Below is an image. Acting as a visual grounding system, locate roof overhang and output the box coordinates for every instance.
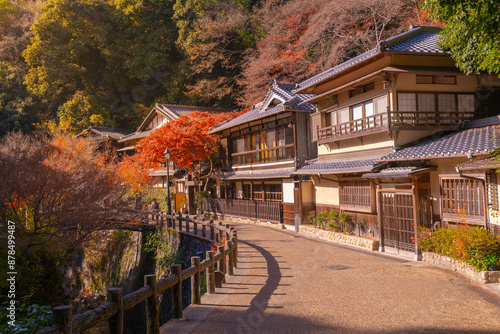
[363,166,436,179]
[456,157,500,171]
[219,168,295,180]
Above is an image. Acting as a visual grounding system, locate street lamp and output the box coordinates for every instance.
[164,148,172,215]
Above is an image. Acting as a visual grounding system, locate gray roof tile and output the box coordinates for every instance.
[220,167,295,180]
[210,81,315,133]
[293,158,376,175]
[378,124,500,161]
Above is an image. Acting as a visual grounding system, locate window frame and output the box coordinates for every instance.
[339,178,375,213]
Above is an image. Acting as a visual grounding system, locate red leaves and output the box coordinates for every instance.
[134,110,243,177]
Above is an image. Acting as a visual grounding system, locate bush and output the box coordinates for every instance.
[417,226,500,271]
[307,210,316,226]
[339,213,352,233]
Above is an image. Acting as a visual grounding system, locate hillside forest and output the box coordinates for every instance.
[0,0,435,136]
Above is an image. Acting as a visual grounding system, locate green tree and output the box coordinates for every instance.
[425,0,500,75]
[23,0,187,133]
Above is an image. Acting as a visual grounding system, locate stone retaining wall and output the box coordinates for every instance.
[299,225,379,251]
[422,252,500,284]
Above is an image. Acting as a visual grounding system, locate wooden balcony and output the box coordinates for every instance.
[318,111,475,143]
[318,114,388,144]
[203,198,283,223]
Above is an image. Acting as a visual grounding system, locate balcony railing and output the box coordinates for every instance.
[390,111,475,128]
[231,144,294,165]
[203,198,283,223]
[318,111,475,142]
[318,114,388,143]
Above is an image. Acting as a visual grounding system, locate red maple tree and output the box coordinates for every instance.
[132,110,243,187]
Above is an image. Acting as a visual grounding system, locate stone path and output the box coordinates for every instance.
[162,222,500,333]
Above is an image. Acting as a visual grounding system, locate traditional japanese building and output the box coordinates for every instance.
[291,25,500,257]
[205,80,317,225]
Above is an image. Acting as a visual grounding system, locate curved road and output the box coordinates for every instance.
[164,222,500,333]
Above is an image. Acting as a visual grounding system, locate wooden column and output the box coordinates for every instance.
[206,250,215,294]
[191,256,201,304]
[227,240,234,276]
[53,306,72,334]
[377,184,384,252]
[412,176,421,261]
[178,213,183,232]
[145,275,160,334]
[217,245,226,274]
[210,220,215,240]
[171,264,183,319]
[225,224,230,241]
[232,235,238,268]
[107,288,123,334]
[218,222,224,242]
[202,224,206,238]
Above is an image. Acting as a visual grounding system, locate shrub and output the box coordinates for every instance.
[339,213,352,233]
[328,210,339,231]
[417,226,500,271]
[0,295,52,333]
[307,210,316,226]
[316,211,329,229]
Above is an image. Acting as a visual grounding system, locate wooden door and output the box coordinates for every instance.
[382,192,415,252]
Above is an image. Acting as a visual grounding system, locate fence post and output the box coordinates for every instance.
[186,217,190,233]
[160,213,164,229]
[210,220,215,241]
[171,264,183,319]
[202,223,206,238]
[217,245,226,274]
[231,235,238,268]
[53,305,72,334]
[225,224,230,241]
[193,220,198,235]
[107,288,123,334]
[227,240,234,276]
[206,250,215,294]
[178,213,183,232]
[191,256,201,304]
[144,274,160,334]
[218,222,223,241]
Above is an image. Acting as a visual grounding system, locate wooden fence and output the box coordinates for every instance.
[203,198,283,223]
[37,212,238,334]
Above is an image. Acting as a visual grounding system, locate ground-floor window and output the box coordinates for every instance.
[339,178,373,212]
[440,175,485,223]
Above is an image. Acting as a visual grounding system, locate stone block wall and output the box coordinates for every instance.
[299,225,379,251]
[422,252,500,284]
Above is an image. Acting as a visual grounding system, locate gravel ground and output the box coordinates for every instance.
[163,222,500,334]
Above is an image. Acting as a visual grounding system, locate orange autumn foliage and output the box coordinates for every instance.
[134,110,243,179]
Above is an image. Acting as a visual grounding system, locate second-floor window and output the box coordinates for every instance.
[397,92,475,113]
[231,122,294,165]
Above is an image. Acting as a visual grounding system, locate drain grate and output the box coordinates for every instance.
[323,265,350,271]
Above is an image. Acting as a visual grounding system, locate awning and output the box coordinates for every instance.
[293,158,376,175]
[220,167,295,180]
[363,166,435,179]
[116,145,136,152]
[456,157,500,171]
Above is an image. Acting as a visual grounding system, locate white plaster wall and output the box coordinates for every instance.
[283,180,294,204]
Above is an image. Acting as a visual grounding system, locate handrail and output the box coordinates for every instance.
[318,113,388,140]
[37,212,238,334]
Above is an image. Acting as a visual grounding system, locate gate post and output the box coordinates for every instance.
[412,176,422,261]
[377,185,384,252]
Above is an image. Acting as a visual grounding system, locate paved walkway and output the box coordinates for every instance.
[162,222,500,333]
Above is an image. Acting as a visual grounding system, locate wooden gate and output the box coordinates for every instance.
[381,192,415,252]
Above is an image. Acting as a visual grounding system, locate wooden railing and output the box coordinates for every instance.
[37,213,238,334]
[203,198,283,223]
[389,110,475,128]
[318,114,388,142]
[317,110,475,142]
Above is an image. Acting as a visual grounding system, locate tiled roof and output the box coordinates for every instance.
[378,123,500,162]
[363,166,434,179]
[293,158,376,175]
[156,104,231,117]
[210,81,315,133]
[296,26,444,92]
[220,167,295,180]
[117,130,152,143]
[457,157,500,171]
[83,126,133,140]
